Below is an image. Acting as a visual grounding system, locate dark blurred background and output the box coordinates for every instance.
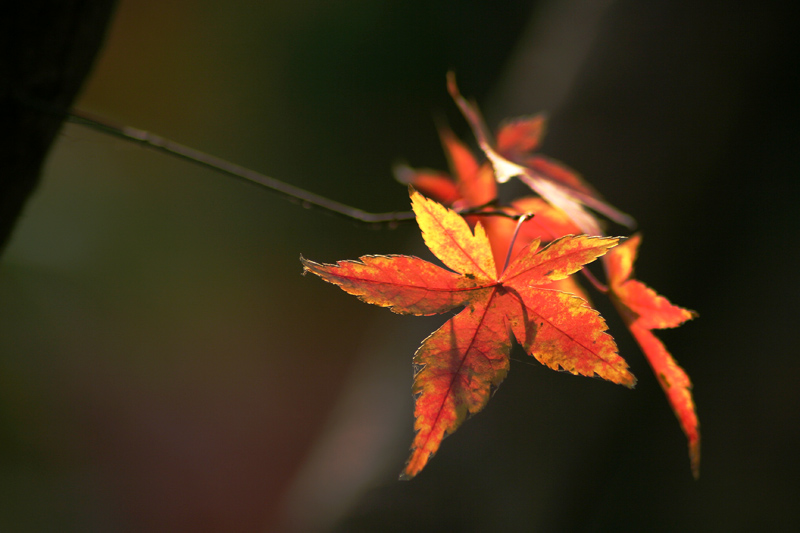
[1,0,798,530]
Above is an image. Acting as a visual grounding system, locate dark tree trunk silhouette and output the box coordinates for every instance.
[0,1,116,253]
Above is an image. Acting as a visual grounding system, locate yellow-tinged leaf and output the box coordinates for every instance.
[411,188,496,280]
[502,235,619,285]
[304,187,631,479]
[508,289,635,387]
[300,254,485,315]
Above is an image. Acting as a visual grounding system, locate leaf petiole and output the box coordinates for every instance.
[501,212,535,274]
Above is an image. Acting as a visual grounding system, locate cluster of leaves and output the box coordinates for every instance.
[301,74,698,480]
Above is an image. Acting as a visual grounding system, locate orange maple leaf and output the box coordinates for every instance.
[302,190,633,479]
[606,234,700,478]
[394,75,699,478]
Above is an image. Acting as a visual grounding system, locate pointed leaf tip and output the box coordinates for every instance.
[410,189,497,279]
[618,292,700,480]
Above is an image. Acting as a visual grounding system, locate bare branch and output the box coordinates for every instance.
[68,110,532,228]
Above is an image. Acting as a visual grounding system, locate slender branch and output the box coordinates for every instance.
[67,109,531,228]
[67,109,416,227]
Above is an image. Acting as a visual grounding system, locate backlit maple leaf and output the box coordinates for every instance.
[302,190,633,479]
[392,75,699,479]
[606,234,700,478]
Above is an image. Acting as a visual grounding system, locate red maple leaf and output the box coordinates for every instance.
[606,234,700,478]
[445,71,635,235]
[302,190,633,479]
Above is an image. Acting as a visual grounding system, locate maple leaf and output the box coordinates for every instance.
[606,234,700,478]
[393,76,700,479]
[445,71,635,235]
[396,120,587,272]
[301,190,634,479]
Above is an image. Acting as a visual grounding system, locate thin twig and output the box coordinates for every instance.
[67,109,531,228]
[67,109,416,226]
